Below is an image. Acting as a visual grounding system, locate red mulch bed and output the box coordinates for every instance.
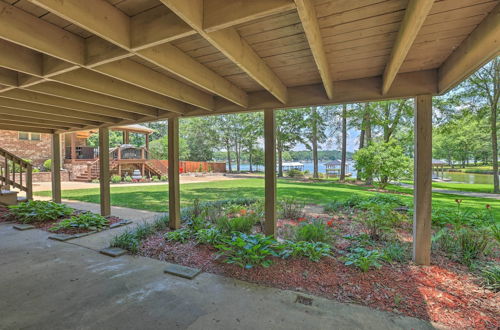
[138,210,499,329]
[0,205,122,234]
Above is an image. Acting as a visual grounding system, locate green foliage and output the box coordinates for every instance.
[215,215,256,234]
[151,175,160,182]
[9,200,73,223]
[353,140,412,188]
[279,197,305,219]
[362,204,404,240]
[287,169,304,178]
[160,175,168,182]
[111,175,122,184]
[165,228,191,243]
[381,241,410,263]
[294,220,332,243]
[480,263,500,292]
[433,227,491,266]
[110,230,140,253]
[43,159,52,171]
[124,176,133,183]
[280,241,331,262]
[196,228,223,245]
[215,233,279,269]
[343,247,383,272]
[110,215,169,253]
[50,212,109,231]
[91,179,99,183]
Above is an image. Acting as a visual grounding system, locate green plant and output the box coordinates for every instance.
[124,176,133,182]
[324,200,345,213]
[110,230,139,253]
[215,233,279,269]
[343,247,383,272]
[32,168,40,173]
[186,215,209,232]
[196,228,223,245]
[9,200,73,223]
[110,216,169,253]
[165,228,191,243]
[287,169,304,178]
[381,241,410,263]
[294,219,332,243]
[280,241,331,262]
[480,263,500,292]
[91,179,100,183]
[50,212,109,231]
[491,224,500,244]
[151,175,160,182]
[43,159,52,171]
[216,215,256,234]
[111,175,122,184]
[160,175,168,182]
[279,197,305,219]
[457,227,491,266]
[362,204,401,240]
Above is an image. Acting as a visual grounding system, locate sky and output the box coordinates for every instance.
[293,128,360,152]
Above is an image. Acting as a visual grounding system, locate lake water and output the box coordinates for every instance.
[228,161,357,176]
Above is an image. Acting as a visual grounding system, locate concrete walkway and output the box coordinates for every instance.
[0,200,435,330]
[399,183,499,200]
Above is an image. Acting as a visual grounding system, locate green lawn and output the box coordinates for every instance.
[400,181,497,194]
[35,178,499,216]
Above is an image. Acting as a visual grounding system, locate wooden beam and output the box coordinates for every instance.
[138,44,248,108]
[99,127,111,217]
[264,109,277,236]
[0,39,41,76]
[204,0,296,32]
[0,68,17,87]
[382,0,434,95]
[0,124,54,133]
[160,0,288,104]
[0,2,84,65]
[295,0,333,99]
[28,82,159,116]
[168,118,181,230]
[0,97,114,124]
[94,59,215,111]
[1,119,70,130]
[438,4,500,93]
[0,106,102,126]
[413,95,432,266]
[1,115,81,129]
[0,89,140,120]
[51,133,62,203]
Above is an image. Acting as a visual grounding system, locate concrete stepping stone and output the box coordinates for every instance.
[100,247,127,257]
[109,220,133,229]
[164,263,201,280]
[49,234,74,241]
[13,224,35,231]
[72,231,96,238]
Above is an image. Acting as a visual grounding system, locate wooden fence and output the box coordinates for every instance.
[146,160,226,174]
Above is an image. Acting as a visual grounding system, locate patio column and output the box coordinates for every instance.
[264,109,277,236]
[51,133,61,203]
[99,127,111,217]
[168,118,180,229]
[145,133,149,158]
[413,95,432,265]
[70,133,76,161]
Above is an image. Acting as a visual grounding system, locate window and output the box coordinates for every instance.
[19,132,42,141]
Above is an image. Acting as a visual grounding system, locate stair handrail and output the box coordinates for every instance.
[0,147,33,200]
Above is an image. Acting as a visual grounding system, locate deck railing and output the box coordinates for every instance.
[0,147,33,200]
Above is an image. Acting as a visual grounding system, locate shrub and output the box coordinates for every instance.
[362,204,402,240]
[480,263,500,292]
[196,228,223,245]
[279,197,305,219]
[343,247,383,272]
[32,168,40,173]
[91,179,99,183]
[160,175,168,182]
[124,176,133,182]
[151,175,160,182]
[165,228,191,243]
[381,241,410,263]
[43,159,52,171]
[287,169,304,178]
[9,200,73,223]
[433,227,491,266]
[216,215,256,234]
[111,175,122,184]
[280,241,331,262]
[215,233,279,269]
[294,219,332,243]
[50,212,109,231]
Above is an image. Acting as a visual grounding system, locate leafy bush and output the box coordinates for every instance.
[215,233,279,269]
[111,175,122,183]
[287,169,304,178]
[9,200,73,223]
[196,228,223,245]
[91,179,99,183]
[279,197,305,219]
[343,247,383,272]
[216,215,256,234]
[362,204,404,240]
[151,175,160,182]
[294,219,332,243]
[280,241,331,262]
[433,227,491,266]
[50,212,109,231]
[165,228,191,243]
[43,159,52,171]
[381,241,410,263]
[160,175,168,182]
[124,176,133,183]
[480,263,500,292]
[362,194,406,208]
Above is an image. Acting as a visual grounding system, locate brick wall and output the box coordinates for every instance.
[0,130,64,167]
[18,171,70,183]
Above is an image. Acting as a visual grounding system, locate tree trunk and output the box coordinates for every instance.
[249,148,253,172]
[492,104,499,193]
[235,141,241,173]
[278,143,283,177]
[226,141,232,172]
[340,104,347,181]
[365,111,373,185]
[312,108,319,178]
[357,112,366,181]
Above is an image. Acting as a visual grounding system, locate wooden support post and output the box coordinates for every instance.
[70,133,77,161]
[99,127,111,217]
[124,131,130,144]
[4,155,10,190]
[168,118,180,229]
[413,95,433,265]
[264,109,277,236]
[51,133,62,203]
[26,163,32,200]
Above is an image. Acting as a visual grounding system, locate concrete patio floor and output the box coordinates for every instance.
[0,223,435,330]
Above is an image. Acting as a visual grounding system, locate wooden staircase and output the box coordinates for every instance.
[0,147,33,206]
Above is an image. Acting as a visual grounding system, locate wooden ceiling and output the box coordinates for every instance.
[0,0,498,133]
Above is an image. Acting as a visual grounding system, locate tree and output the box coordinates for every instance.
[148,135,188,160]
[181,117,218,161]
[240,112,263,172]
[353,140,412,189]
[276,109,307,177]
[340,104,347,181]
